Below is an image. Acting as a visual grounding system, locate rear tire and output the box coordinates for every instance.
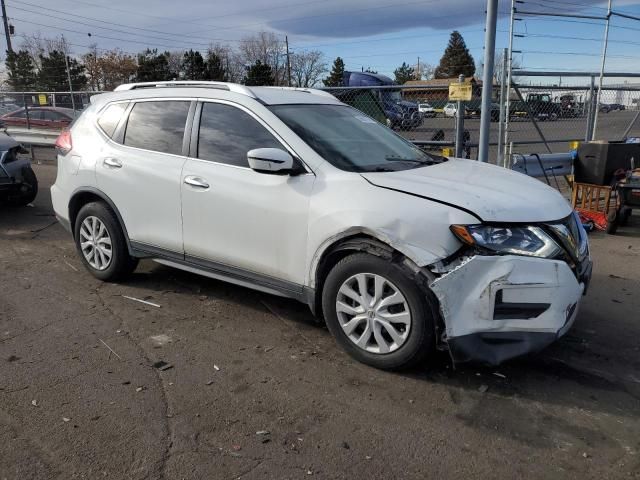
[322,253,435,370]
[74,202,138,281]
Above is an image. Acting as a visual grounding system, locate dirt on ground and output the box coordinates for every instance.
[1,164,640,480]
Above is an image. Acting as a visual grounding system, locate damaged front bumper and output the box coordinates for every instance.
[430,254,591,366]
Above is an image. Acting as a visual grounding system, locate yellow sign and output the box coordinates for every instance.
[449,83,472,101]
[569,141,580,150]
[38,94,47,105]
[442,147,453,157]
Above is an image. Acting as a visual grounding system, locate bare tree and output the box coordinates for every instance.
[165,51,183,80]
[239,31,286,85]
[484,50,520,85]
[81,45,137,90]
[413,62,435,80]
[208,43,244,83]
[290,50,327,87]
[20,33,70,69]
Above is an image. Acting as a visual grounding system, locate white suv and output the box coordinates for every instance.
[51,81,592,370]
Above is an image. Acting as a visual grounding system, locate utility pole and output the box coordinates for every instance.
[497,48,508,167]
[61,35,76,114]
[503,0,516,165]
[455,74,465,158]
[1,0,13,54]
[417,56,420,80]
[285,35,291,87]
[478,0,498,163]
[593,0,612,139]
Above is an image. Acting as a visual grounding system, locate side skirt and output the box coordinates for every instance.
[130,241,314,307]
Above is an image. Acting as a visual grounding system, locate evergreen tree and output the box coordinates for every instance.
[323,56,344,86]
[434,31,476,79]
[182,50,207,80]
[5,50,37,90]
[205,51,227,81]
[244,61,273,86]
[37,51,87,91]
[136,49,171,81]
[393,62,415,84]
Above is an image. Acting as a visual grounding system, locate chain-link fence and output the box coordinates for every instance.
[322,79,640,163]
[0,90,103,128]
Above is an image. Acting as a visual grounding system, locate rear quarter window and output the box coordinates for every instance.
[123,101,190,155]
[97,102,128,138]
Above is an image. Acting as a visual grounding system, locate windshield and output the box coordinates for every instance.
[269,104,442,173]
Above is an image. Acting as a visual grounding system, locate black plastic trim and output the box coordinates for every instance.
[130,241,311,305]
[448,331,558,366]
[493,289,550,320]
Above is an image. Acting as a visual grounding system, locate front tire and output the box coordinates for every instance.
[322,253,435,370]
[74,202,138,281]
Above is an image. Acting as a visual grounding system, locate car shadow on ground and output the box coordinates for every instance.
[117,258,640,426]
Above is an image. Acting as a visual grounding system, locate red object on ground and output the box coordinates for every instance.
[577,209,608,230]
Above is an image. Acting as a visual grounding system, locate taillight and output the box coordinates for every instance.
[55,130,72,155]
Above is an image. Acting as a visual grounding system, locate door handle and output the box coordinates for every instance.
[103,157,122,168]
[184,176,210,189]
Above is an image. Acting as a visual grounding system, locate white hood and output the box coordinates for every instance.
[361,158,572,223]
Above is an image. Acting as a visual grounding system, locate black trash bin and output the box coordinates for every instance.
[575,141,639,185]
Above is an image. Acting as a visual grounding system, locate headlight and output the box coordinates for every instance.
[450,224,562,258]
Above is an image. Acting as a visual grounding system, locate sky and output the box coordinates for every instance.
[5,0,640,84]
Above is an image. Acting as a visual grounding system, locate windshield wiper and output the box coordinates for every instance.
[384,156,434,165]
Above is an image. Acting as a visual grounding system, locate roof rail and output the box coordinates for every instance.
[261,86,336,99]
[113,81,256,97]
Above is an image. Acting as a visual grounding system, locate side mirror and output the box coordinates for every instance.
[247,148,294,174]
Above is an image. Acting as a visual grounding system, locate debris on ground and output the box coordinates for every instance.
[206,380,214,385]
[122,295,161,308]
[256,430,270,435]
[62,417,70,422]
[213,364,220,371]
[478,384,489,393]
[341,441,350,449]
[31,400,38,407]
[136,387,144,392]
[152,360,173,371]
[492,372,507,379]
[99,339,122,360]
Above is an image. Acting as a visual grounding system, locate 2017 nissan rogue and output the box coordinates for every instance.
[51,81,592,370]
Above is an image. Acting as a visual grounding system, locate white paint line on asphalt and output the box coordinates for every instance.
[123,295,161,308]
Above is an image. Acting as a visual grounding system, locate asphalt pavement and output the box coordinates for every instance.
[1,165,640,479]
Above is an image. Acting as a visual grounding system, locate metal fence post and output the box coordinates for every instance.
[455,74,465,158]
[478,0,498,163]
[497,48,508,167]
[23,93,31,130]
[585,76,595,141]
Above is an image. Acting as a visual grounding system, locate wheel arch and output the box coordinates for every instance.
[68,187,133,254]
[309,229,439,321]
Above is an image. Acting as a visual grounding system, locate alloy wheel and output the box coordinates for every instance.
[79,216,113,271]
[336,273,411,354]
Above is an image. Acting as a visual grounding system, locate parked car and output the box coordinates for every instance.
[418,102,436,118]
[443,102,458,117]
[0,106,75,129]
[52,81,592,370]
[0,133,38,206]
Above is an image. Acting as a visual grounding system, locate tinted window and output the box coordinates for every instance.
[10,109,28,118]
[197,103,281,167]
[124,101,190,155]
[98,103,128,138]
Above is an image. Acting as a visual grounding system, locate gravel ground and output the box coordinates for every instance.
[1,164,640,480]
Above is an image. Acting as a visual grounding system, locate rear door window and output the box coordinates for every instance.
[97,103,128,138]
[123,101,190,155]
